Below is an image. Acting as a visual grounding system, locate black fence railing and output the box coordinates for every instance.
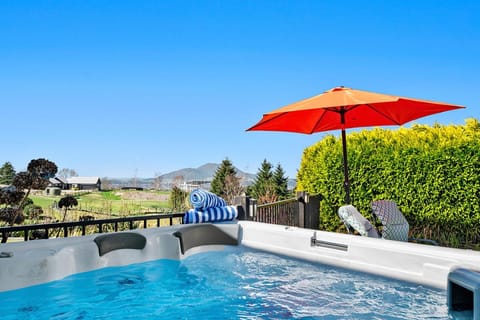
[235,192,322,230]
[1,193,322,243]
[0,213,185,242]
[255,198,299,226]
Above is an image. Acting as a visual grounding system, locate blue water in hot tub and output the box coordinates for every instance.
[0,246,456,319]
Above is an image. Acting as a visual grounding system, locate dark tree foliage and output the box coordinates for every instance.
[273,163,290,200]
[2,158,58,238]
[59,195,78,222]
[0,186,25,226]
[12,159,57,192]
[0,188,25,206]
[0,208,24,224]
[59,195,78,209]
[0,162,16,185]
[27,158,58,180]
[12,172,35,190]
[210,158,238,200]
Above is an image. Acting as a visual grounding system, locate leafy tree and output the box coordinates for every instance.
[273,163,290,200]
[210,158,240,201]
[248,159,276,204]
[0,162,16,185]
[58,195,78,222]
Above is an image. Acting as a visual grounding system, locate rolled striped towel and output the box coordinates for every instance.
[189,188,227,210]
[183,205,238,224]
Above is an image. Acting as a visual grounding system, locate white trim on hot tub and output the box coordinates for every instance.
[238,221,480,289]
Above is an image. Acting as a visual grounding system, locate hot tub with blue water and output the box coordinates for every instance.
[0,221,479,319]
[0,246,449,319]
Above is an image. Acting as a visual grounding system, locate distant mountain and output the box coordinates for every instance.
[106,163,295,189]
[159,162,256,185]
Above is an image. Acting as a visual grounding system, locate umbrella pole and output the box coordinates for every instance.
[340,108,351,204]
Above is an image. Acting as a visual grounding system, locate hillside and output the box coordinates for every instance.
[107,163,296,189]
[159,163,255,183]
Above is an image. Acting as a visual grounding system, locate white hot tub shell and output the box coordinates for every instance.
[1,221,480,292]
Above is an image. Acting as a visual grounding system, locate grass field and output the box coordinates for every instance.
[28,189,172,222]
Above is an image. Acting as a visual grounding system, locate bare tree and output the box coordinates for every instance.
[101,177,113,190]
[173,175,184,189]
[130,168,138,188]
[257,182,278,204]
[151,172,163,190]
[57,168,78,179]
[223,174,244,204]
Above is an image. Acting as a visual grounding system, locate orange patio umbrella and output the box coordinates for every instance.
[247,86,465,204]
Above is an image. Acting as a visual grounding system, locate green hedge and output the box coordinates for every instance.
[296,118,480,248]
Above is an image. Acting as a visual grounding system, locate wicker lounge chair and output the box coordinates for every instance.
[338,201,437,245]
[371,200,437,245]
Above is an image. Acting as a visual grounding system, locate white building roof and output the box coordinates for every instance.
[50,177,67,184]
[66,177,100,184]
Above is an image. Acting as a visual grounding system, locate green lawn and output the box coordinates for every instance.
[29,190,171,220]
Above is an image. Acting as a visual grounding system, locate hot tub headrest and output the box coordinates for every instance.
[94,232,147,256]
[173,224,238,254]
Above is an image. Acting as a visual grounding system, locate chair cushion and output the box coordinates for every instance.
[338,205,380,238]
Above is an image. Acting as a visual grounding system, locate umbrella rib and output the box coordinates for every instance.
[365,103,402,125]
[325,105,360,127]
[309,109,329,133]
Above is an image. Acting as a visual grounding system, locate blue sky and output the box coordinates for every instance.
[1,0,478,179]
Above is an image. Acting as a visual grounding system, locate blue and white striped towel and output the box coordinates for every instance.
[183,206,238,224]
[189,188,227,210]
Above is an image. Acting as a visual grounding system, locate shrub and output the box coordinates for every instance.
[297,119,480,247]
[170,187,189,212]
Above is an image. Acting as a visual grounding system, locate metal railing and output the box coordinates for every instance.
[241,192,321,229]
[0,213,185,242]
[254,198,299,226]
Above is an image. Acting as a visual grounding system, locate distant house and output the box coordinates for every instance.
[49,177,68,189]
[179,181,200,192]
[66,177,102,191]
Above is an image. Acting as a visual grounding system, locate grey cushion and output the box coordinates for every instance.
[173,224,238,254]
[94,232,147,256]
[338,205,380,238]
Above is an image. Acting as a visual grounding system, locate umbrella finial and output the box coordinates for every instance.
[328,86,347,92]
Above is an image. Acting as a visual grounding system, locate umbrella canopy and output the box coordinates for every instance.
[247,86,465,204]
